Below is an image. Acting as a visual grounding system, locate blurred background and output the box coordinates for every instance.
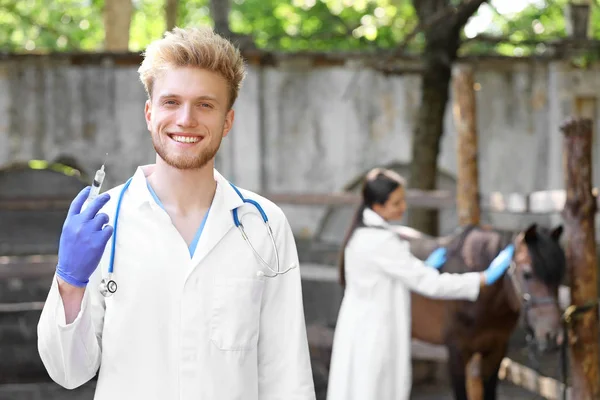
[1,0,600,398]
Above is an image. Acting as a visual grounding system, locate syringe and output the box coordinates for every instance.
[88,155,107,201]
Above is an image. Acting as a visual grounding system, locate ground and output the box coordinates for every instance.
[412,382,547,399]
[0,380,548,400]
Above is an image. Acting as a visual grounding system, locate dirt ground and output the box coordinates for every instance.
[412,382,547,399]
[0,380,550,400]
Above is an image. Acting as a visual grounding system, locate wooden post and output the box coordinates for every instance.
[165,0,179,31]
[452,64,481,226]
[103,0,134,51]
[566,0,591,39]
[452,64,483,400]
[561,117,600,400]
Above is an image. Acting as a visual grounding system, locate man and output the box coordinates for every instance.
[37,27,316,400]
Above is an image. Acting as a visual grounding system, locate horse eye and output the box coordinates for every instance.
[523,271,533,280]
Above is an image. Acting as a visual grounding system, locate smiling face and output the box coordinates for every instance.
[144,66,234,170]
[372,186,407,222]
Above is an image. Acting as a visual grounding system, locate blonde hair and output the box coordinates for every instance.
[138,26,247,109]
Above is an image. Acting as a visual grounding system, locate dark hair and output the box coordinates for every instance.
[525,226,566,285]
[338,169,406,287]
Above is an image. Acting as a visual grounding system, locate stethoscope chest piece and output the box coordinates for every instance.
[99,276,118,297]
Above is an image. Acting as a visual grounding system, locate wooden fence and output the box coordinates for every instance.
[0,187,584,213]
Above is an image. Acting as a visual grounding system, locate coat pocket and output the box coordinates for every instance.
[210,277,265,351]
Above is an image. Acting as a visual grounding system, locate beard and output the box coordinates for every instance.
[151,130,223,170]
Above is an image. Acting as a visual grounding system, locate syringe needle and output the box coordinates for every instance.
[88,158,107,202]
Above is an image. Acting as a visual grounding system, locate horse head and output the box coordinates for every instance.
[505,223,566,353]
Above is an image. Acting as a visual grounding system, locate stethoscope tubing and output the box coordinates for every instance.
[99,178,294,297]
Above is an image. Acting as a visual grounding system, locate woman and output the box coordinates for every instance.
[326,168,512,400]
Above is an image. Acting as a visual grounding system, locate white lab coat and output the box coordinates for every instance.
[37,165,316,400]
[326,208,481,400]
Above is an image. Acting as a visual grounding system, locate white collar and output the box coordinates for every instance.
[362,207,390,228]
[125,164,244,211]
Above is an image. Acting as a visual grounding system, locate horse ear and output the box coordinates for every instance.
[524,223,538,242]
[550,225,564,241]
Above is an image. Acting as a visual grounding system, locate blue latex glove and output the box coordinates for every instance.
[424,247,447,269]
[483,244,515,285]
[56,187,113,287]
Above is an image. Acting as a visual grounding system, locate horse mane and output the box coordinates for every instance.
[526,226,566,285]
[443,224,566,285]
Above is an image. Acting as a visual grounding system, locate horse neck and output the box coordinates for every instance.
[485,272,521,317]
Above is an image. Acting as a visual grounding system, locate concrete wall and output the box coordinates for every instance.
[1,54,600,239]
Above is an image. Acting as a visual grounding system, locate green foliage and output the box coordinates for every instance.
[498,0,568,40]
[0,0,419,53]
[226,0,418,51]
[471,0,568,56]
[1,0,599,55]
[130,0,171,51]
[0,0,175,52]
[461,0,600,57]
[0,0,104,52]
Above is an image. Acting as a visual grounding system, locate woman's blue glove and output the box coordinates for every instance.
[482,244,515,285]
[56,187,113,288]
[424,247,446,269]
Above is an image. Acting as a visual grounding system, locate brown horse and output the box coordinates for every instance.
[394,223,566,400]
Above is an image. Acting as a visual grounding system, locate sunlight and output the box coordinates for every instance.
[494,0,538,14]
[464,0,544,38]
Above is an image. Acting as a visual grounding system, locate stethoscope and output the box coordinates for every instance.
[99,177,297,297]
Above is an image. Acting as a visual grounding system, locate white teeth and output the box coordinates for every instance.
[171,135,200,143]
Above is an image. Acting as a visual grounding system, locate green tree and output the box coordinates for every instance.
[405,0,490,235]
[225,0,419,51]
[4,1,595,55]
[0,0,104,52]
[0,0,423,53]
[0,0,172,52]
[461,0,600,56]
